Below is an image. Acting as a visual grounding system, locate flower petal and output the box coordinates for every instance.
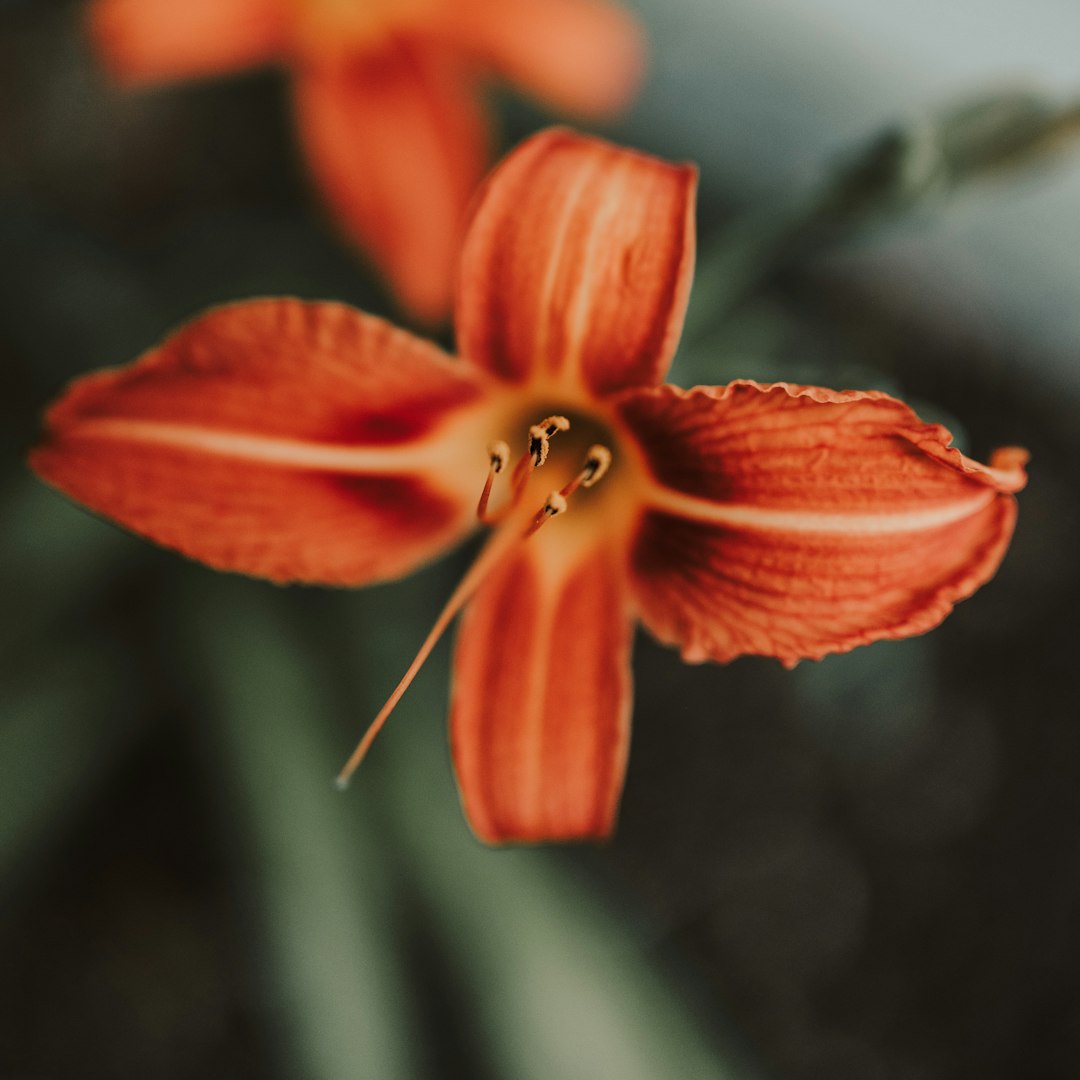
[456,128,696,396]
[450,527,634,843]
[88,0,287,85]
[447,0,645,117]
[293,44,489,323]
[30,300,497,586]
[617,381,1028,666]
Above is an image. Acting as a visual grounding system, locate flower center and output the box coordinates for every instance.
[335,410,619,790]
[289,0,440,54]
[479,403,632,527]
[476,413,613,530]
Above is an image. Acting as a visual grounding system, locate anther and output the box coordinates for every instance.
[530,415,570,462]
[526,415,569,468]
[488,440,510,473]
[524,490,568,537]
[557,443,614,501]
[541,415,571,438]
[514,414,569,498]
[476,440,511,522]
[527,426,551,468]
[579,445,612,488]
[543,491,568,516]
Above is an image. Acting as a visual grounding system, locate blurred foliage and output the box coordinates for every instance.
[181,578,420,1080]
[686,89,1080,340]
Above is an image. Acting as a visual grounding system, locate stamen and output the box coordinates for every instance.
[522,445,613,537]
[511,414,569,500]
[476,440,510,522]
[524,490,568,537]
[528,428,551,469]
[337,440,614,789]
[559,444,613,499]
[580,445,612,487]
[526,414,571,469]
[478,414,571,524]
[488,440,510,473]
[570,444,613,494]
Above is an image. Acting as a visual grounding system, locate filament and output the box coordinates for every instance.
[476,440,510,522]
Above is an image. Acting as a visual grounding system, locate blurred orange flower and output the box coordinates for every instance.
[87,0,645,321]
[31,130,1027,844]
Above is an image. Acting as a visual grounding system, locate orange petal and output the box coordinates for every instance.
[450,527,634,843]
[30,300,497,586]
[293,44,489,324]
[456,128,696,396]
[447,0,645,117]
[88,0,287,85]
[617,381,1028,666]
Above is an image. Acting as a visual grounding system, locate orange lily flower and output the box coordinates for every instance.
[30,130,1028,844]
[87,0,644,322]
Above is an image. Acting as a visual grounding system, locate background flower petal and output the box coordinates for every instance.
[456,128,696,396]
[447,0,645,118]
[88,0,287,85]
[618,381,1028,665]
[450,529,633,843]
[293,43,489,324]
[31,299,495,586]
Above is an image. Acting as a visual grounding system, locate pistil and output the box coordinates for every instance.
[336,424,613,790]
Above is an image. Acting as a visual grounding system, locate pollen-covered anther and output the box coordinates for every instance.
[527,414,570,468]
[579,444,612,488]
[477,440,512,521]
[524,490,568,537]
[543,491,568,516]
[558,443,613,500]
[507,413,570,504]
[487,440,510,473]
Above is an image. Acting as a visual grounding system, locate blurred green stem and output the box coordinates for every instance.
[687,89,1080,339]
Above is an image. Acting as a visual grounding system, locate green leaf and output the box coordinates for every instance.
[0,647,136,900]
[176,576,420,1080]
[0,476,136,655]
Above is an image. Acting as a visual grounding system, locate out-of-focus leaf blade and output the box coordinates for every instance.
[176,576,419,1080]
[0,476,136,653]
[0,647,135,900]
